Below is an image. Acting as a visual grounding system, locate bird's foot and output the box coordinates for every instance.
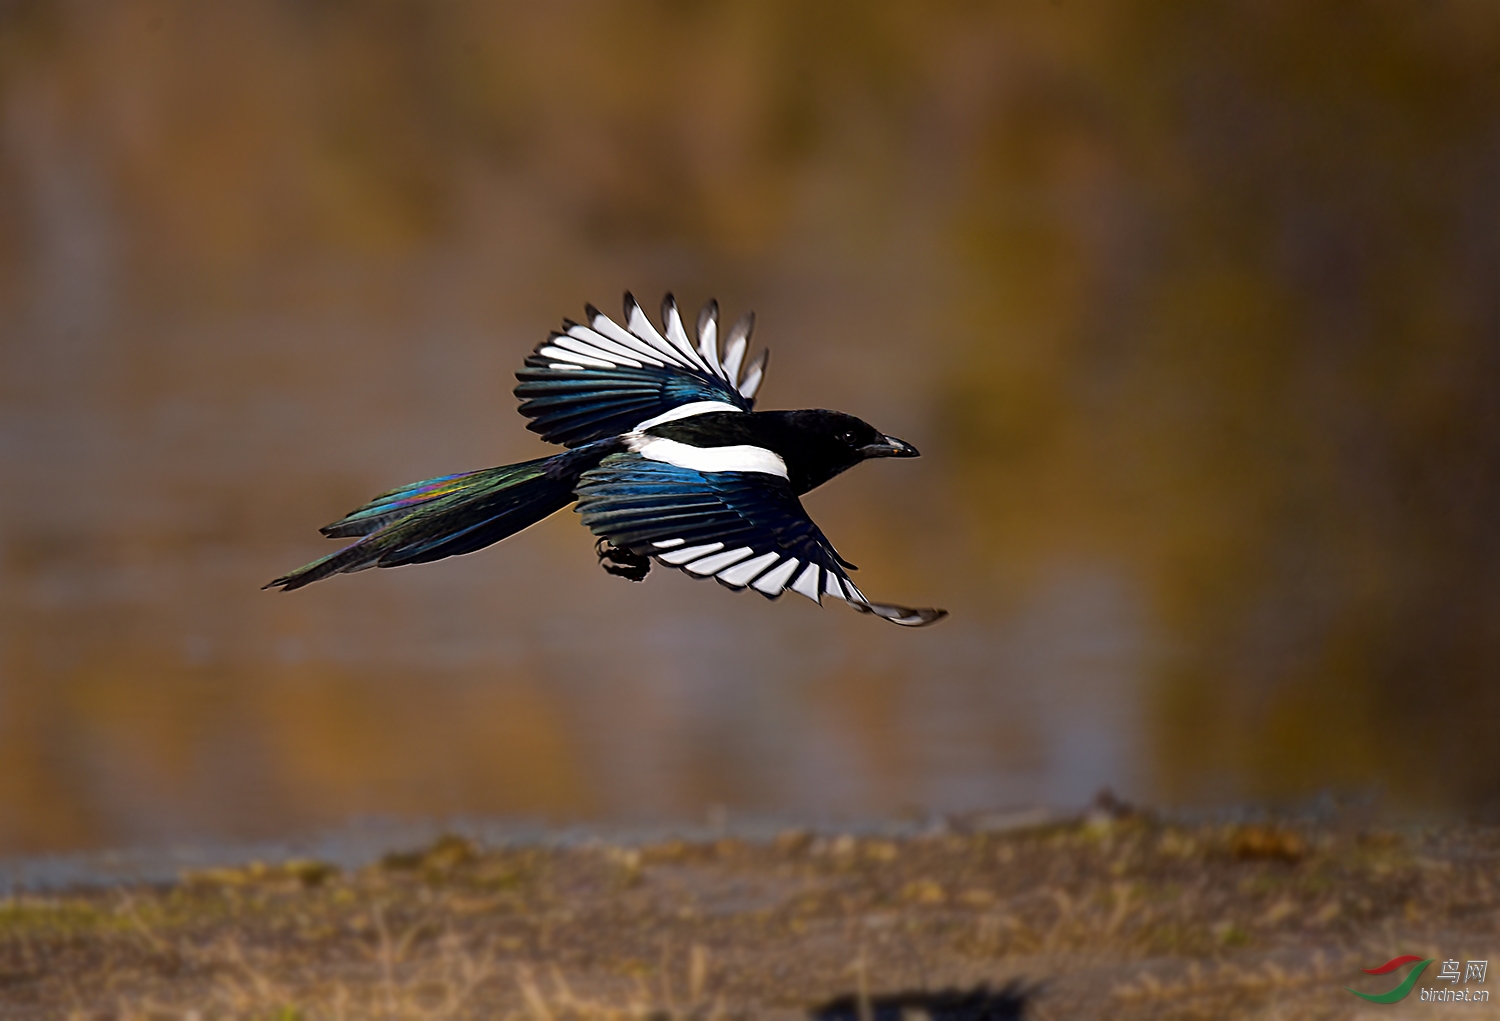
[595,538,651,582]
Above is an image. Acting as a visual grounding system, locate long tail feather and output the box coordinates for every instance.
[318,470,496,539]
[267,450,596,592]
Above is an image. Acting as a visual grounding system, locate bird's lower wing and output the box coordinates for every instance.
[574,453,946,627]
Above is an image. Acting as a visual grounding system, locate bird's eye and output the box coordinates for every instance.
[838,430,858,444]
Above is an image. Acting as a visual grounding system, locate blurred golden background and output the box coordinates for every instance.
[1,0,1497,855]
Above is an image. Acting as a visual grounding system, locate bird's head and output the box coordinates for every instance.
[773,410,919,492]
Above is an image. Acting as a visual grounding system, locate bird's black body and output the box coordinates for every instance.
[268,293,946,626]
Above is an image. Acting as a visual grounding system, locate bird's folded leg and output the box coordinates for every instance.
[595,538,651,582]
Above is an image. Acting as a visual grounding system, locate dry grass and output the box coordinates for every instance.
[1,815,1495,1019]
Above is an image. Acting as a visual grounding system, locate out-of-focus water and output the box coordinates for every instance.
[0,273,1153,849]
[2,1,1497,857]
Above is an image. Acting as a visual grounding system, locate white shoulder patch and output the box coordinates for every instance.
[627,435,789,479]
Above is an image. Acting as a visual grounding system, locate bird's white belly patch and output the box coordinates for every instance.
[627,435,789,478]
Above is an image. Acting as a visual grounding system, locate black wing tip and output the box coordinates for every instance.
[854,600,949,627]
[727,309,755,342]
[889,606,948,627]
[583,302,603,322]
[622,291,641,318]
[696,299,719,337]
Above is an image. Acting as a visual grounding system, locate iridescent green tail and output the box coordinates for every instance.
[267,447,600,591]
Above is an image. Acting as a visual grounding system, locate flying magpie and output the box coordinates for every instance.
[267,293,947,626]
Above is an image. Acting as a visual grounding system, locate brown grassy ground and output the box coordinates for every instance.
[0,811,1496,1020]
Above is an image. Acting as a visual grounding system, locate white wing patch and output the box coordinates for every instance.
[632,400,745,431]
[538,293,768,403]
[645,538,945,625]
[539,346,613,369]
[550,332,644,368]
[824,571,848,601]
[649,543,804,598]
[716,550,781,586]
[660,297,712,374]
[722,311,750,384]
[791,562,823,603]
[683,546,755,575]
[657,542,724,565]
[751,558,801,594]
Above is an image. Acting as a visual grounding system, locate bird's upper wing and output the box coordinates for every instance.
[574,453,946,627]
[514,293,768,448]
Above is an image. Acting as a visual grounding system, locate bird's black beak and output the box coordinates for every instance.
[859,435,920,458]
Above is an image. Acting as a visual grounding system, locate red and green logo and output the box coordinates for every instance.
[1346,956,1433,1004]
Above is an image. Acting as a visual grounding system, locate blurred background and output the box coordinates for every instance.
[1,0,1497,856]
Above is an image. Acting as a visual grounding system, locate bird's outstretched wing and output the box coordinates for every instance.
[574,453,946,627]
[514,293,768,448]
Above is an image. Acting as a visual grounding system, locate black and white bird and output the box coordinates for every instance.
[267,293,947,626]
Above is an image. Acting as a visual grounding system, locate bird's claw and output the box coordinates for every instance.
[595,538,651,582]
